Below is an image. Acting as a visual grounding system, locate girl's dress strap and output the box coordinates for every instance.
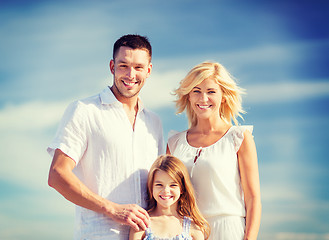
[182,216,191,235]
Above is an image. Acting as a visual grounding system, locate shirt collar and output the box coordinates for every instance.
[100,86,145,113]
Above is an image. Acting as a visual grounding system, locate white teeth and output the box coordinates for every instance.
[198,105,210,109]
[123,81,136,86]
[160,196,172,200]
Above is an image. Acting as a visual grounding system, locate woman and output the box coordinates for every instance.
[167,62,261,240]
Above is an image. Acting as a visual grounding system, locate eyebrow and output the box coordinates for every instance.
[154,180,178,184]
[116,60,146,67]
[192,86,218,90]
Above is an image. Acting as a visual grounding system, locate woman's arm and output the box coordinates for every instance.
[238,130,262,240]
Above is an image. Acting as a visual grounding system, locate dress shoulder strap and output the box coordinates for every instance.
[143,228,154,240]
[182,216,191,235]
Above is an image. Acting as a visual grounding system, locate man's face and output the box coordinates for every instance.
[110,46,152,100]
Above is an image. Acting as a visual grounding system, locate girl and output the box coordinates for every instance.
[129,155,210,240]
[167,62,261,240]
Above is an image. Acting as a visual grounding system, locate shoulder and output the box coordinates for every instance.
[230,125,253,136]
[168,130,187,140]
[66,93,101,113]
[143,108,162,124]
[229,125,254,152]
[167,130,187,152]
[129,227,146,240]
[189,221,204,240]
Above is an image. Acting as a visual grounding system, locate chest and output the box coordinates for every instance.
[187,131,227,148]
[174,136,239,178]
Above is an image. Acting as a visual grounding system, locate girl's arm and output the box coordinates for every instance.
[129,227,145,240]
[190,223,206,240]
[238,130,262,240]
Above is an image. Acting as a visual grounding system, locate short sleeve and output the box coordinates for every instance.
[232,125,253,152]
[47,101,88,164]
[167,130,180,154]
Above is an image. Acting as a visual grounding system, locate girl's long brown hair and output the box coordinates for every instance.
[146,155,210,239]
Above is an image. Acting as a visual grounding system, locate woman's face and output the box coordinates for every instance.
[188,78,224,120]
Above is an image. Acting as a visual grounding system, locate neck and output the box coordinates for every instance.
[110,86,139,109]
[153,205,179,217]
[194,116,228,134]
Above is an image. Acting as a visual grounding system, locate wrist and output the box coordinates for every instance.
[99,199,116,217]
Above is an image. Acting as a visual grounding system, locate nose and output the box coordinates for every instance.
[200,93,208,102]
[163,185,170,193]
[126,67,136,79]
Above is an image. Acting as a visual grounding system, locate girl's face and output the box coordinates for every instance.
[152,170,181,210]
[188,78,224,120]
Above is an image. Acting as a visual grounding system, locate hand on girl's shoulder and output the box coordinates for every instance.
[190,222,205,240]
[129,227,146,240]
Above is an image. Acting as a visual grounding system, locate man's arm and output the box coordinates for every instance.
[48,149,150,231]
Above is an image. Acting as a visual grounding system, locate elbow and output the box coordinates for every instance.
[245,195,262,211]
[48,168,56,188]
[48,167,62,190]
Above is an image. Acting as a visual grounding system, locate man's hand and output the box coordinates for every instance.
[107,203,150,231]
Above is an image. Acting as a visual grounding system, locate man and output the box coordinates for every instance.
[47,34,164,239]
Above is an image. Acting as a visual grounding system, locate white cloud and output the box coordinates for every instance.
[0,101,68,132]
[245,80,329,104]
[140,69,187,109]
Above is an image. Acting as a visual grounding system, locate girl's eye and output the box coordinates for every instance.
[208,91,216,94]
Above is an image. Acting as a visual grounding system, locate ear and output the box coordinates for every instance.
[109,60,115,75]
[221,96,226,103]
[146,62,152,78]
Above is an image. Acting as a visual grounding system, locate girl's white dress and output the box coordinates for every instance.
[168,126,253,240]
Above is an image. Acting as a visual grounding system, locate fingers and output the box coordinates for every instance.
[132,208,149,230]
[113,204,150,231]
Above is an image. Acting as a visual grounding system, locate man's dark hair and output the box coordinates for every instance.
[113,34,152,61]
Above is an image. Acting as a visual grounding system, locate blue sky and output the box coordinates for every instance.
[0,0,329,239]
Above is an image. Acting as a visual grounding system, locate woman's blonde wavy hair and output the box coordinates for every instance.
[175,61,245,127]
[146,155,210,239]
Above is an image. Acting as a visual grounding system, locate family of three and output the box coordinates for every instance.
[47,34,261,240]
